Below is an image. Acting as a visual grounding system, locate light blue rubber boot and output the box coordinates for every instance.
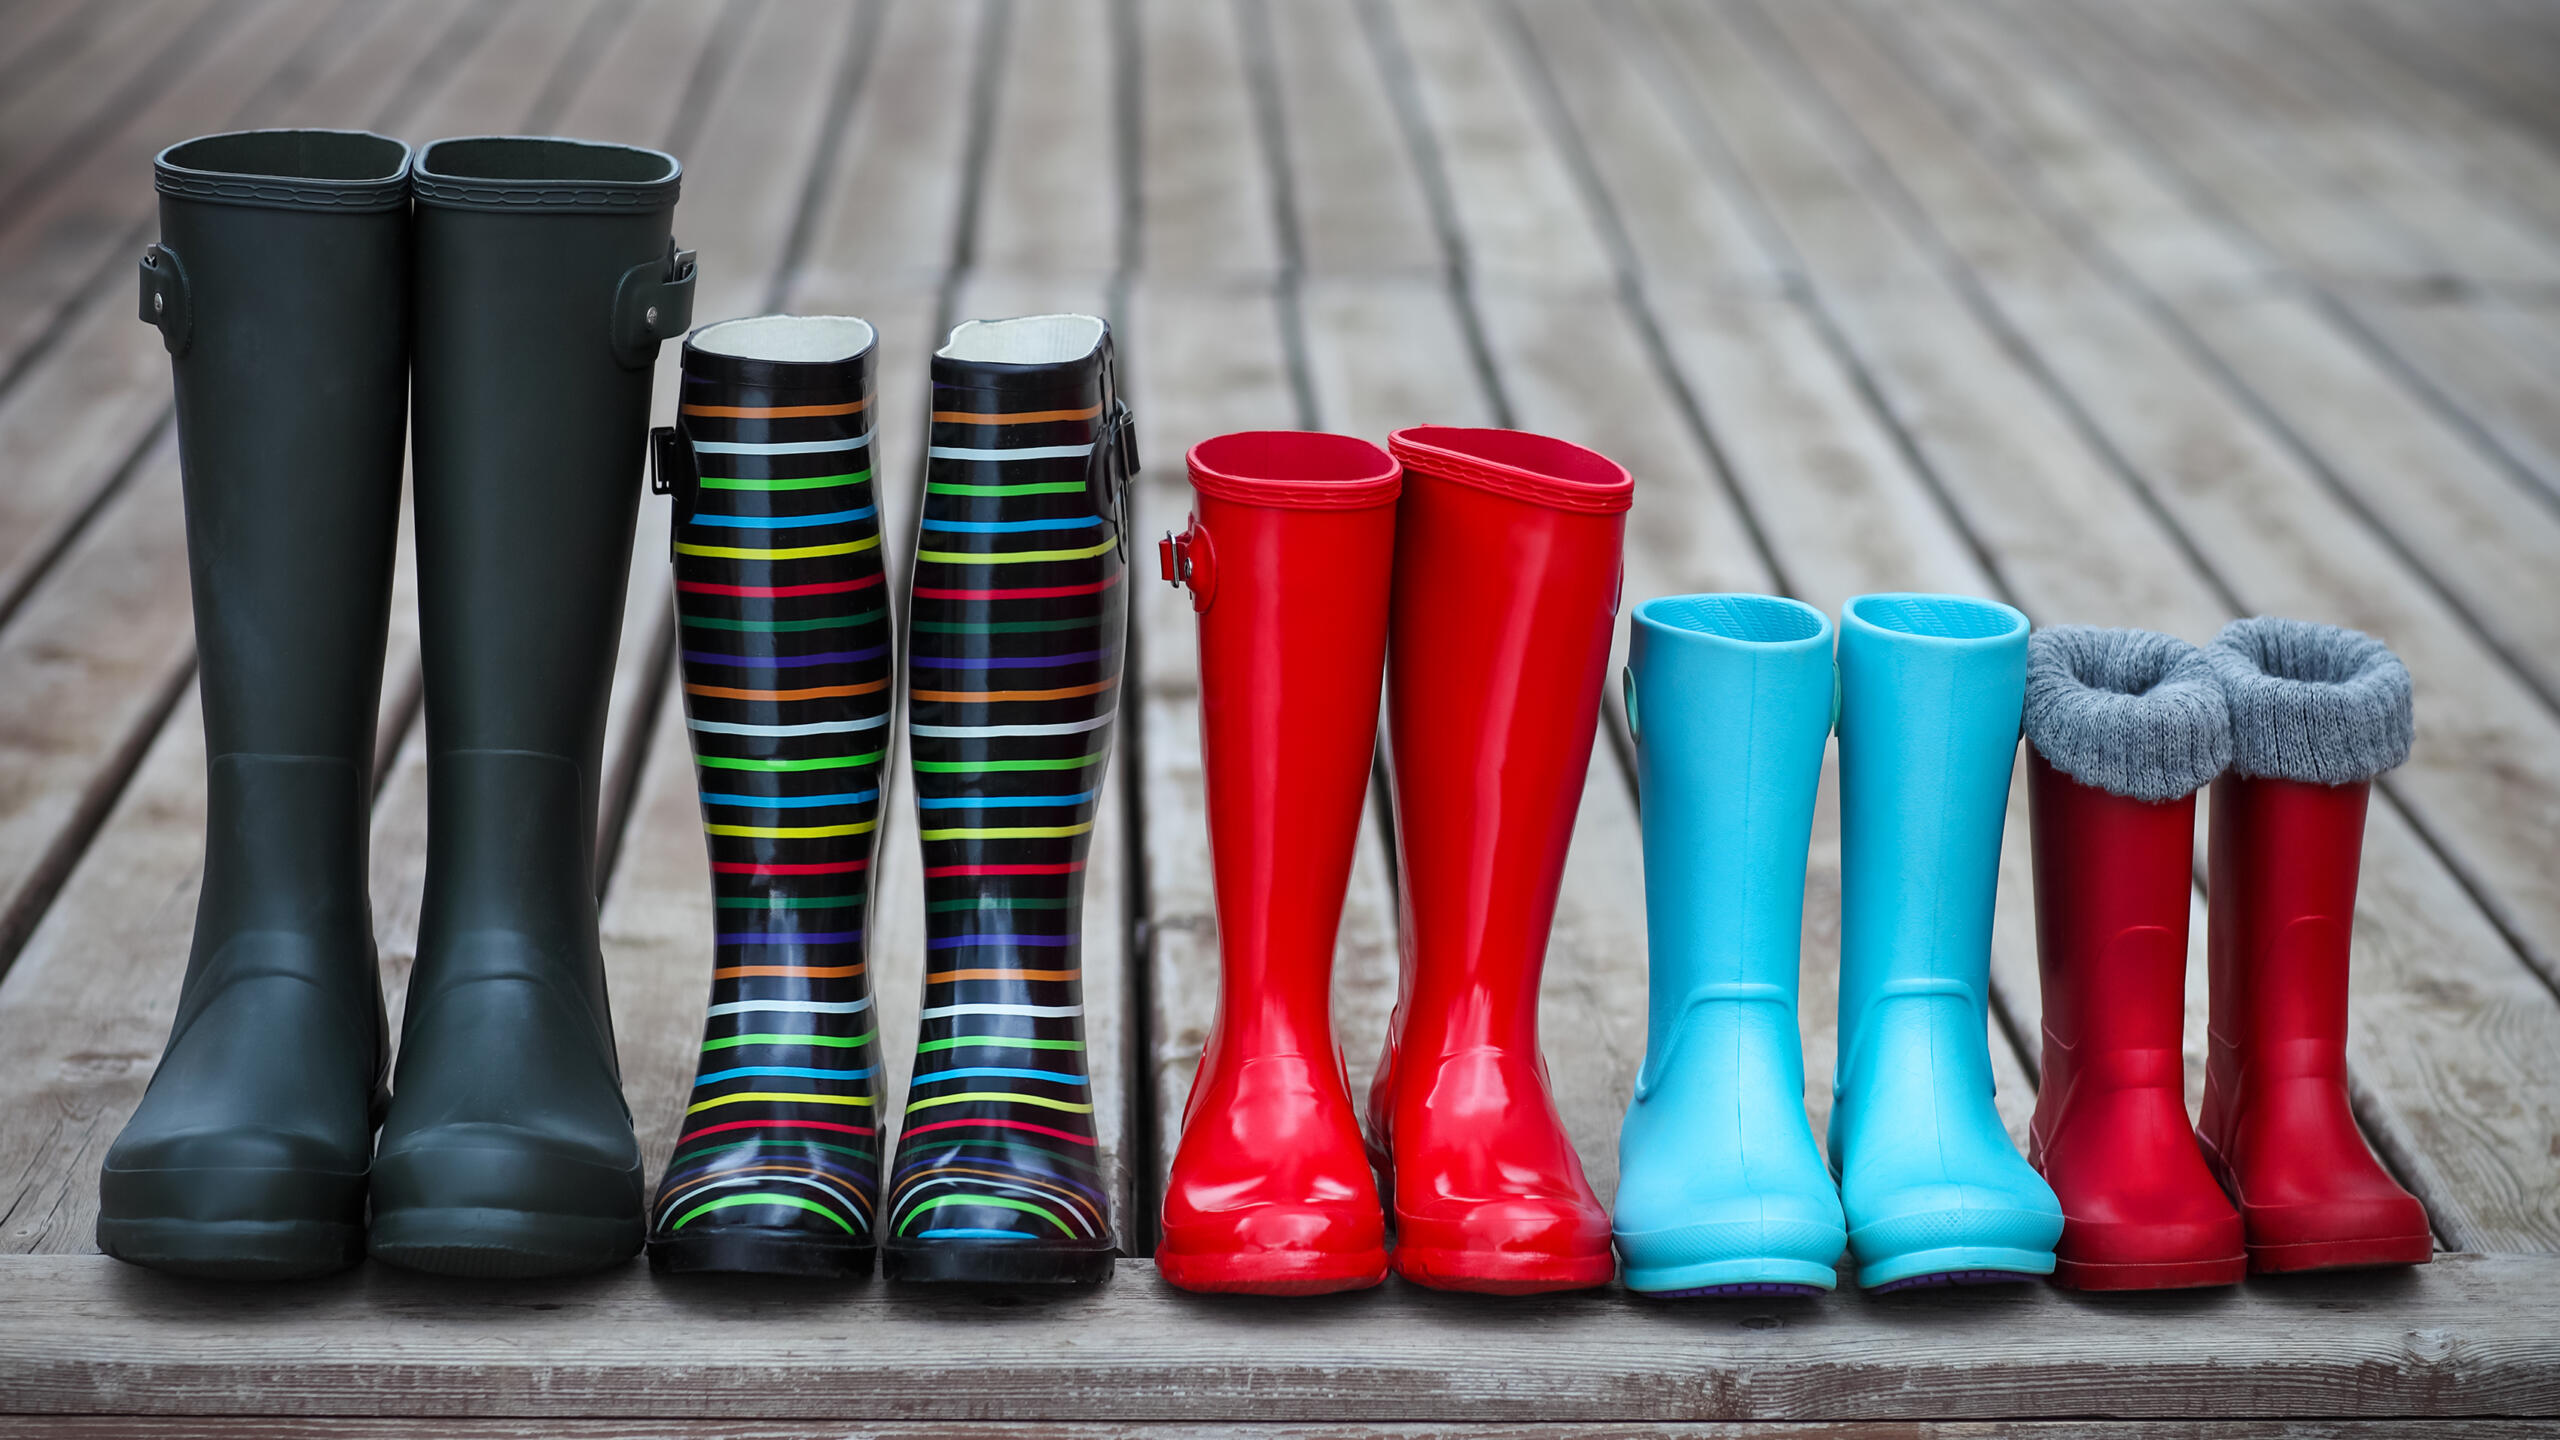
[1832,594,2062,1292]
[1614,595,1848,1297]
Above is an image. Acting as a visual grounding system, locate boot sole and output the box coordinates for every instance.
[881,1240,1114,1285]
[1622,1256,1837,1297]
[2052,1252,2247,1290]
[2246,1234,2433,1274]
[96,1217,364,1281]
[649,1226,874,1279]
[1156,1246,1388,1296]
[369,1207,642,1278]
[1390,1244,1615,1295]
[1857,1245,2054,1292]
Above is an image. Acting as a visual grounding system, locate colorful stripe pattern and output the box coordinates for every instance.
[887,326,1133,1259]
[648,327,888,1263]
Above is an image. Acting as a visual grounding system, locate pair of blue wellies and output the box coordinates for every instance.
[1613,592,2063,1296]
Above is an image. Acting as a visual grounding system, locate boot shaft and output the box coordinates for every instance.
[410,136,692,772]
[1172,431,1399,1060]
[1833,592,2029,1074]
[152,131,413,770]
[2206,774,2367,1082]
[1382,427,1628,1057]
[1625,594,1832,1061]
[2026,755,2198,1115]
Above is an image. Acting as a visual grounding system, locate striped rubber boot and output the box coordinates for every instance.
[882,314,1135,1285]
[645,316,891,1277]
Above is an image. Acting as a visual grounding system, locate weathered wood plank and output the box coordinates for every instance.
[0,0,231,221]
[3,1252,2559,1419]
[789,0,990,303]
[2336,291,2560,514]
[2137,0,2560,291]
[1265,0,1439,278]
[10,1422,2555,1439]
[1385,0,1612,295]
[974,0,1120,283]
[1135,0,1276,282]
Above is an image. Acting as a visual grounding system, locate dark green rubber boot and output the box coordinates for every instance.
[370,137,694,1279]
[98,131,414,1281]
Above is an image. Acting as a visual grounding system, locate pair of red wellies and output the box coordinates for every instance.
[1153,427,1629,1295]
[2025,620,2433,1288]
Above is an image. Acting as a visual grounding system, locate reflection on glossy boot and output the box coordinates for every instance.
[1156,432,1398,1296]
[646,317,890,1279]
[1369,427,1626,1296]
[882,315,1135,1286]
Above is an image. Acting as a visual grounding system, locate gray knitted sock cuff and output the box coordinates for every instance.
[2205,616,2413,785]
[2024,625,2232,802]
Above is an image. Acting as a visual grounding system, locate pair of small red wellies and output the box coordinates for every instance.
[1153,427,1630,1295]
[2024,619,2433,1290]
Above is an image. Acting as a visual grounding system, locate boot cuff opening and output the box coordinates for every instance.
[155,130,411,212]
[2206,616,2413,784]
[1842,593,2027,646]
[1386,427,1631,515]
[413,136,680,214]
[2025,626,2230,801]
[939,314,1107,366]
[1187,431,1398,510]
[1636,594,1829,650]
[692,315,875,364]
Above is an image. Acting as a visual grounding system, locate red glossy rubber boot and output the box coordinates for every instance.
[2023,627,2244,1291]
[1155,432,1400,1296]
[2199,618,2432,1274]
[1368,427,1626,1295]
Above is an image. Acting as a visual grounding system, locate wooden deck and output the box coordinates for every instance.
[2,0,2559,1430]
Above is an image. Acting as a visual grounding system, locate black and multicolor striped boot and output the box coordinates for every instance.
[645,316,891,1278]
[882,314,1136,1285]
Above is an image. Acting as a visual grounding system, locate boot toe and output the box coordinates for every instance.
[369,1124,644,1277]
[1157,1203,1389,1295]
[1391,1196,1615,1293]
[2237,1194,2433,1271]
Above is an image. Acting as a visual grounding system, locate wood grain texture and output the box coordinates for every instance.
[2,1253,2558,1420]
[10,1414,2549,1424]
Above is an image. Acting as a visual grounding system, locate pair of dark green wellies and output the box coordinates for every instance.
[99,129,695,1280]
[645,313,1134,1285]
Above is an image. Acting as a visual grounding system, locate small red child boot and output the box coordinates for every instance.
[1368,427,1627,1295]
[2199,617,2432,1274]
[1155,432,1400,1295]
[2024,626,2245,1291]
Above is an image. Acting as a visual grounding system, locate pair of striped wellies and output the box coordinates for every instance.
[647,313,1134,1283]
